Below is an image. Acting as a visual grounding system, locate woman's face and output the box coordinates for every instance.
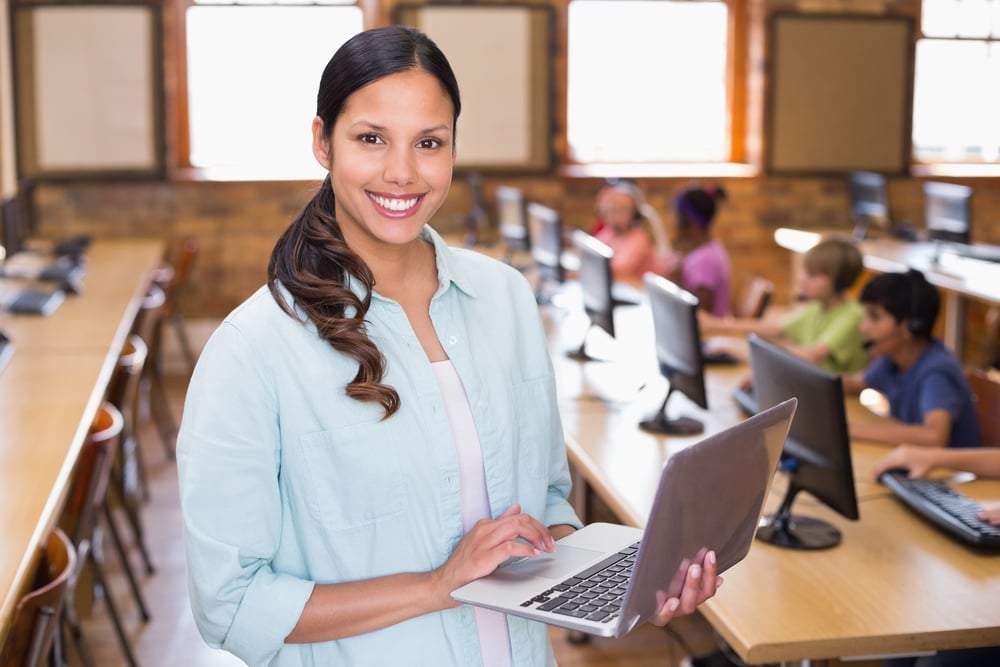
[312,68,456,251]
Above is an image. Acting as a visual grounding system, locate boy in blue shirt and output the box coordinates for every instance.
[843,269,981,448]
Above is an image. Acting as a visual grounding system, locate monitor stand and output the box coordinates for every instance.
[638,387,703,435]
[0,330,14,375]
[756,478,842,550]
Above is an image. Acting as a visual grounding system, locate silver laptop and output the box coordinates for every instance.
[451,398,796,638]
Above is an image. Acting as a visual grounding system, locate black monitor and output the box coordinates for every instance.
[568,230,615,361]
[924,181,972,245]
[748,334,859,550]
[495,185,530,263]
[526,201,566,303]
[1,196,26,258]
[639,273,707,436]
[848,171,889,240]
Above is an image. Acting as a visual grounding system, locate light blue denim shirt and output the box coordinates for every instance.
[177,226,582,666]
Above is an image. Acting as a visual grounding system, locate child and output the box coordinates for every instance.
[700,237,869,374]
[669,183,731,317]
[842,269,982,449]
[591,180,672,283]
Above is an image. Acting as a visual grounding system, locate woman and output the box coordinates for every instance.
[177,25,719,666]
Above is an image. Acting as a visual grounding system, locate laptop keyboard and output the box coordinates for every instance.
[519,542,639,624]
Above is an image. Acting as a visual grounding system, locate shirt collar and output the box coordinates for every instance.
[420,225,478,300]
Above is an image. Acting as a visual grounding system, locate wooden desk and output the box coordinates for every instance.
[0,239,163,646]
[541,289,1000,665]
[774,228,1000,358]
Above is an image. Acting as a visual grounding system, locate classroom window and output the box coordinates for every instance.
[184,1,363,178]
[913,0,1000,163]
[567,0,730,163]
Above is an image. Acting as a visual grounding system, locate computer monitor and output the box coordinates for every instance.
[568,230,616,361]
[495,185,530,262]
[924,181,972,245]
[526,201,566,304]
[639,273,708,436]
[1,196,26,258]
[847,171,889,240]
[748,334,859,550]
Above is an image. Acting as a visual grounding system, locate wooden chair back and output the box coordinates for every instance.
[966,367,1000,447]
[0,529,76,667]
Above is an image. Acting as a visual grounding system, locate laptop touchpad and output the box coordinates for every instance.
[491,545,603,582]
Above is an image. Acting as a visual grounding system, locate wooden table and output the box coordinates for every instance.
[0,239,164,646]
[541,286,1000,666]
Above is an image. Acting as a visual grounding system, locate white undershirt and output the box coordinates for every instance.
[431,360,512,667]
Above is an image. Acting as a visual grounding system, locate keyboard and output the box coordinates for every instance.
[879,470,1000,548]
[5,287,65,316]
[731,386,758,416]
[519,542,638,624]
[703,347,740,366]
[938,242,1000,265]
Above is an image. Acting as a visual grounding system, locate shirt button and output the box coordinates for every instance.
[448,336,457,345]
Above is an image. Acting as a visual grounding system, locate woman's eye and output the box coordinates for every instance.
[359,133,383,145]
[417,138,442,150]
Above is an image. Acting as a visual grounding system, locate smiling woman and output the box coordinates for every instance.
[175,25,720,667]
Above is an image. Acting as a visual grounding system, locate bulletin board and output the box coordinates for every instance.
[394,4,553,171]
[766,14,914,175]
[12,2,165,179]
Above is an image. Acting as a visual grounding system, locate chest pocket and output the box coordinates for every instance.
[299,421,406,531]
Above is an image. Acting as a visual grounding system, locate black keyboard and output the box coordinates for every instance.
[6,287,65,316]
[519,542,638,624]
[879,470,1000,548]
[731,386,758,416]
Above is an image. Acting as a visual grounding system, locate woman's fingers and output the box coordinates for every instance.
[650,550,723,626]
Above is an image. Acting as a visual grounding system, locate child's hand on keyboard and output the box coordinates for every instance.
[978,507,1000,526]
[872,444,935,480]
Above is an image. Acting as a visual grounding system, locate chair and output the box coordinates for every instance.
[105,334,156,574]
[733,275,774,320]
[62,402,147,667]
[0,529,76,667]
[141,237,199,459]
[966,367,1000,447]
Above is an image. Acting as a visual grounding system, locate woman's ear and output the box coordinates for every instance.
[312,116,331,169]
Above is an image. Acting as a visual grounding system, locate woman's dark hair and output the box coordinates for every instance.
[675,183,727,230]
[859,269,940,338]
[267,26,461,419]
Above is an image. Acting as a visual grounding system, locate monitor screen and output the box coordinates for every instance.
[639,273,707,435]
[568,230,615,361]
[1,196,25,259]
[924,181,972,245]
[526,201,565,287]
[495,185,530,255]
[847,171,889,239]
[748,334,859,550]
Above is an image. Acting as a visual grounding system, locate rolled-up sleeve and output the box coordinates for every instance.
[177,321,314,665]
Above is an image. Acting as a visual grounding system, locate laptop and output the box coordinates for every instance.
[451,398,795,638]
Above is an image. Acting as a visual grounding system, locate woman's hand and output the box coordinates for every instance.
[649,549,722,626]
[432,504,554,608]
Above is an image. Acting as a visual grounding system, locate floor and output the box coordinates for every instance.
[70,319,721,666]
